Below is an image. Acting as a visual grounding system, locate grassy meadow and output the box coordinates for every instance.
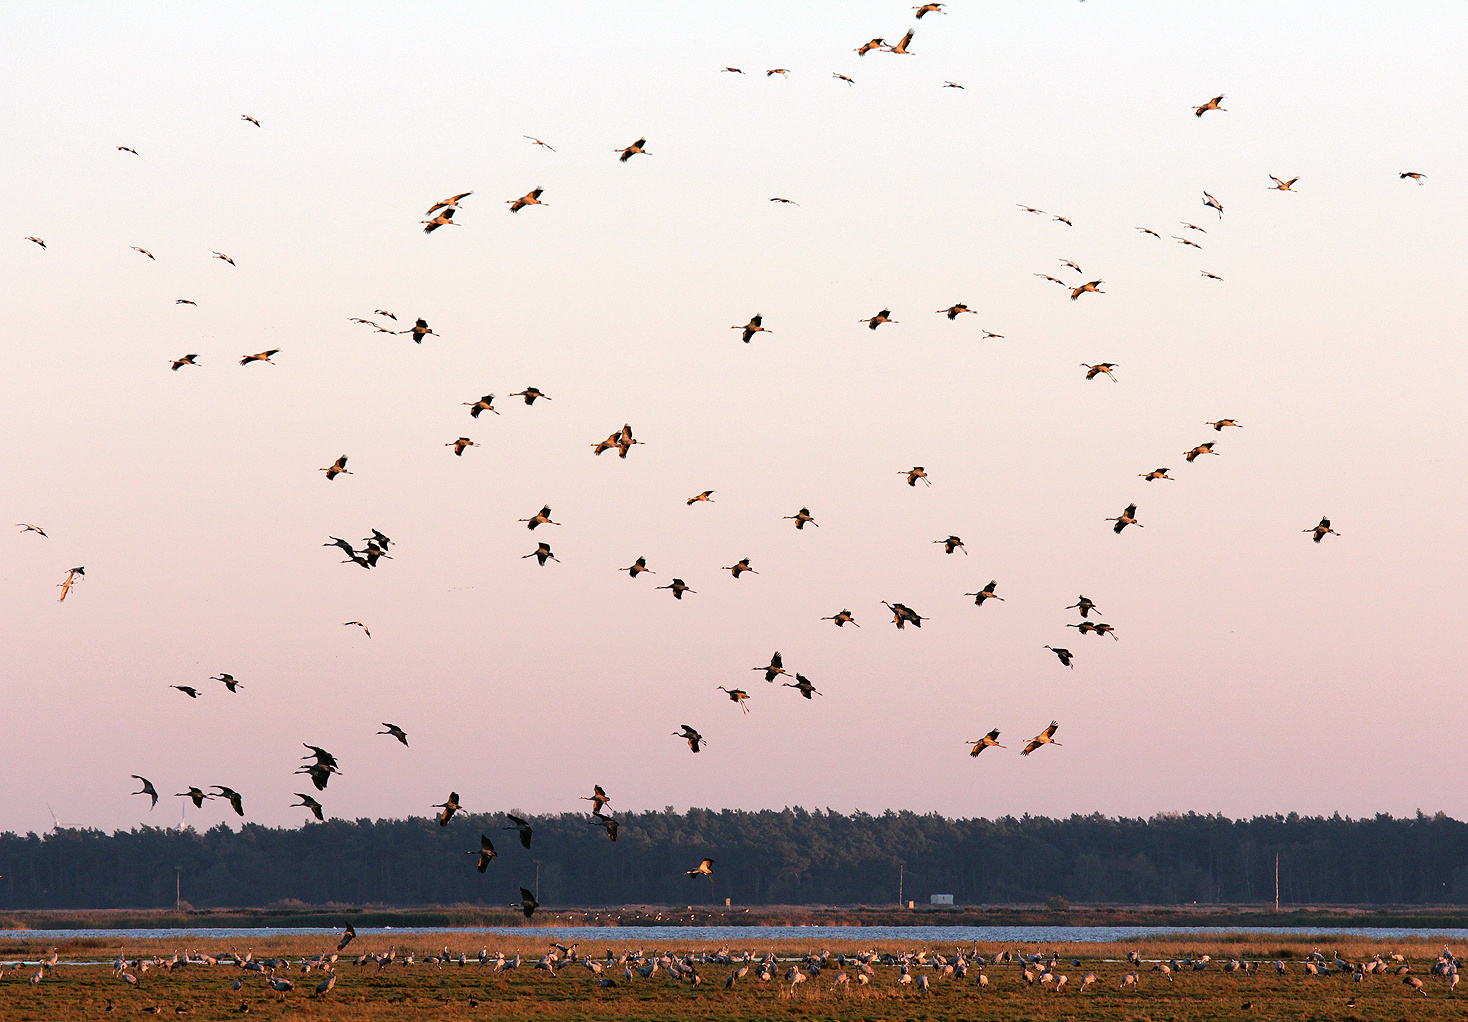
[0,932,1460,1021]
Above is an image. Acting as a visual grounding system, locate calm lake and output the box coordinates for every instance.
[6,925,1468,943]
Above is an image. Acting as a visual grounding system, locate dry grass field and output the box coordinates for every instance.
[0,932,1460,1021]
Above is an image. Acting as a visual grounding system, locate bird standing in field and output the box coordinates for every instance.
[507,187,546,212]
[470,835,496,872]
[464,394,499,417]
[1194,94,1226,116]
[657,578,694,598]
[967,730,1005,756]
[1305,517,1339,543]
[320,456,351,481]
[524,542,558,565]
[1082,363,1118,381]
[421,208,459,233]
[686,858,715,876]
[519,505,559,530]
[965,581,1003,606]
[504,814,533,849]
[936,535,967,555]
[447,437,479,456]
[519,887,539,917]
[211,673,242,692]
[1106,503,1142,533]
[861,308,896,329]
[616,137,648,161]
[1044,646,1074,668]
[732,314,769,343]
[1269,175,1299,191]
[1184,442,1218,462]
[240,349,278,365]
[821,609,859,627]
[1022,721,1062,755]
[718,687,751,713]
[378,723,409,746]
[292,794,324,821]
[901,466,930,487]
[675,725,704,752]
[1070,281,1104,300]
[785,507,818,529]
[623,556,654,578]
[169,354,198,370]
[131,776,159,808]
[434,792,462,826]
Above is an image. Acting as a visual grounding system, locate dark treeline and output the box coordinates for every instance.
[3,809,1467,910]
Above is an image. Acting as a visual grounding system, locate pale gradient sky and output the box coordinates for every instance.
[3,2,1465,837]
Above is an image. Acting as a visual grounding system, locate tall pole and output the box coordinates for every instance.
[175,866,181,911]
[1274,854,1279,912]
[898,863,904,908]
[534,861,542,902]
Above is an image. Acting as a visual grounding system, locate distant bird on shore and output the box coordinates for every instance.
[1305,516,1339,543]
[507,187,545,213]
[240,349,278,365]
[657,578,694,598]
[169,354,198,370]
[211,786,244,816]
[131,776,159,808]
[965,581,1003,606]
[675,725,704,753]
[821,609,859,627]
[718,687,751,713]
[292,794,324,821]
[616,137,649,161]
[504,814,533,849]
[211,673,242,692]
[1022,721,1062,755]
[519,887,539,917]
[686,858,715,876]
[378,723,409,746]
[1106,503,1142,533]
[861,308,896,330]
[785,507,818,529]
[470,835,496,872]
[967,730,1005,757]
[1044,646,1074,668]
[732,314,769,343]
[434,792,462,826]
[320,455,351,481]
[171,685,200,699]
[1193,94,1226,117]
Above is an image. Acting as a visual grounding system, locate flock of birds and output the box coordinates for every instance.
[7,938,1460,1008]
[11,1,1427,920]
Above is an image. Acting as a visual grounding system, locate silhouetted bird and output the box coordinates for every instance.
[131,776,159,808]
[434,792,462,826]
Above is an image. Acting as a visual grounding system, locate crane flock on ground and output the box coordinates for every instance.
[11,0,1406,918]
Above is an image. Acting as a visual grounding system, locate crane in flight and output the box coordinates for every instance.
[656,577,694,598]
[732,314,769,343]
[1022,721,1062,755]
[320,455,351,481]
[674,725,704,752]
[965,581,1003,606]
[434,792,462,826]
[718,687,751,713]
[1193,94,1226,117]
[378,723,409,746]
[821,609,859,627]
[504,814,533,849]
[292,794,324,821]
[470,835,496,872]
[967,730,1005,756]
[1106,503,1142,533]
[131,776,159,808]
[1305,517,1339,543]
